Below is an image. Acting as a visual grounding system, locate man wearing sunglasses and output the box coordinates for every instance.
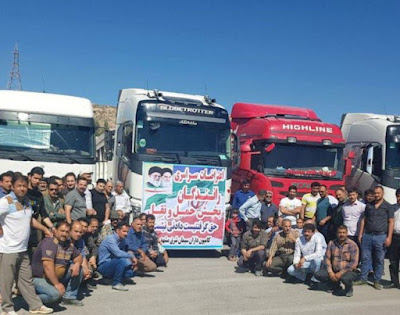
[44,179,66,225]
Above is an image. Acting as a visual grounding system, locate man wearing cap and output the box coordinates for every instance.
[239,190,267,231]
[98,210,121,243]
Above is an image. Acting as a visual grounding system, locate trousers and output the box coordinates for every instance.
[0,252,43,312]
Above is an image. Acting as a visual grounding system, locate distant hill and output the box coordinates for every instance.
[93,104,117,135]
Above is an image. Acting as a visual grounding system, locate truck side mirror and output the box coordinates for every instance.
[231,133,241,171]
[104,129,115,161]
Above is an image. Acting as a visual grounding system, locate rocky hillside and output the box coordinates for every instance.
[93,104,117,135]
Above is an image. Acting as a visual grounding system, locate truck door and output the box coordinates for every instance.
[358,144,382,192]
[116,122,133,183]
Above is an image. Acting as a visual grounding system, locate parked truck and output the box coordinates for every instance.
[341,113,400,204]
[0,90,96,176]
[104,88,233,249]
[231,102,352,204]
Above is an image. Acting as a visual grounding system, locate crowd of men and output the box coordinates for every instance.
[0,168,168,315]
[229,179,400,297]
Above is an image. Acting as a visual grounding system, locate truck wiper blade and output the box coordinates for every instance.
[42,150,80,164]
[2,149,35,161]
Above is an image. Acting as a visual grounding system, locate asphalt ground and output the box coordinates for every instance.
[10,249,400,315]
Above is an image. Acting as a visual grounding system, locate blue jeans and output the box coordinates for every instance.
[287,257,323,282]
[360,233,387,282]
[98,258,135,286]
[33,266,83,304]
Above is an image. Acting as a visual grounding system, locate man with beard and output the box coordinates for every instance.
[143,214,168,267]
[146,167,162,188]
[90,179,110,226]
[160,168,173,189]
[237,219,268,276]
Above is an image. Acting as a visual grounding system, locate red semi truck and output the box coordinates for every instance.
[231,103,353,205]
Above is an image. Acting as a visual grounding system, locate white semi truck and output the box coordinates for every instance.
[0,90,96,176]
[104,88,233,249]
[341,113,400,203]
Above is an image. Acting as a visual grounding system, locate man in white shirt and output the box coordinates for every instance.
[279,186,302,227]
[0,174,53,314]
[342,188,365,244]
[112,181,132,223]
[287,223,323,285]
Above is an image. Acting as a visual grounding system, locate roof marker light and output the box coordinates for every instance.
[287,137,297,143]
[322,139,332,145]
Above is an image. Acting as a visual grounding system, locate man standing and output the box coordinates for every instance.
[342,188,365,245]
[28,167,56,256]
[112,181,132,222]
[287,224,323,284]
[0,171,13,198]
[239,190,267,231]
[44,179,66,225]
[64,177,95,224]
[61,172,76,197]
[0,174,53,314]
[301,182,320,220]
[98,222,137,291]
[143,214,167,267]
[314,225,359,297]
[315,185,338,239]
[355,186,394,290]
[125,217,157,273]
[384,188,400,289]
[279,186,302,227]
[232,179,255,211]
[90,179,110,226]
[32,222,84,307]
[328,189,347,241]
[260,191,278,228]
[266,219,300,277]
[237,219,268,276]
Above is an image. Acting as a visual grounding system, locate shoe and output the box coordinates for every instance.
[255,270,263,277]
[383,283,398,289]
[373,282,382,290]
[61,298,84,307]
[123,278,136,285]
[345,287,353,297]
[309,282,320,291]
[86,283,97,290]
[1,312,19,315]
[112,283,129,291]
[326,285,342,293]
[29,306,54,314]
[354,280,368,286]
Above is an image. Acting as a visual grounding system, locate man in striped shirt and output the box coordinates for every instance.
[313,225,359,297]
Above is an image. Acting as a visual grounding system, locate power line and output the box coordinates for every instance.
[7,43,22,90]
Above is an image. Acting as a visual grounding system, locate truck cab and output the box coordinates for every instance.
[341,113,400,203]
[231,103,349,204]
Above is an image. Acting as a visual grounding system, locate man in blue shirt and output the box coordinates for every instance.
[232,180,255,211]
[239,190,267,231]
[125,217,157,273]
[98,222,137,291]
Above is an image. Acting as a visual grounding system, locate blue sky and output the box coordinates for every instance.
[0,0,399,124]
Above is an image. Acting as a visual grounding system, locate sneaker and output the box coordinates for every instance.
[86,283,97,290]
[123,278,136,285]
[254,270,263,277]
[29,306,54,314]
[354,280,368,286]
[373,282,382,290]
[112,283,129,291]
[345,287,353,297]
[383,283,398,289]
[61,298,84,307]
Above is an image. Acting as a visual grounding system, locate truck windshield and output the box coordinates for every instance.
[135,119,231,158]
[0,119,94,162]
[263,143,344,179]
